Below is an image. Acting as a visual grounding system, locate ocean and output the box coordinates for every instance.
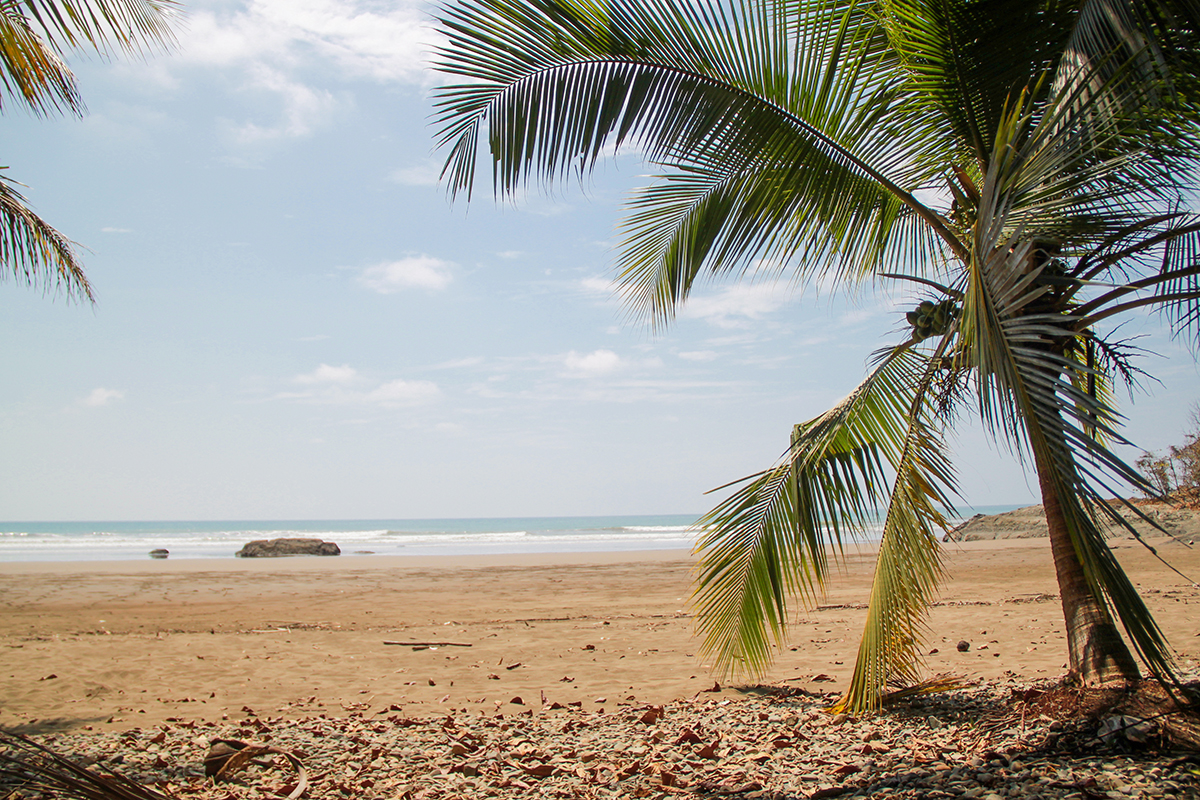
[0,506,1024,562]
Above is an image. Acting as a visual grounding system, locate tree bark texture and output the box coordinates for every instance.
[1034,446,1140,684]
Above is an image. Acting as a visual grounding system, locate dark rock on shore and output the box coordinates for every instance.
[148,549,169,559]
[235,538,341,557]
[944,505,1048,542]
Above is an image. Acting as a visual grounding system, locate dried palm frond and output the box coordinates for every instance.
[0,730,172,800]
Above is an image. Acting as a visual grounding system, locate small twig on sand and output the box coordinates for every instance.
[383,640,473,647]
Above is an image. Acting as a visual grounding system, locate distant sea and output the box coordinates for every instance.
[0,506,1026,562]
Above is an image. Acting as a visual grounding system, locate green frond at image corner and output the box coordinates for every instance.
[432,0,1200,711]
[0,0,178,302]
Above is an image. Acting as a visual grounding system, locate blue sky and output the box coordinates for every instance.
[3,0,1199,521]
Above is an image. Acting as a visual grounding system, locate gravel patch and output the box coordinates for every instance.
[7,678,1199,799]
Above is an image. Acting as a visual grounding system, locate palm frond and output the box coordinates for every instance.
[834,335,959,713]
[0,0,178,117]
[1054,0,1200,119]
[0,3,79,115]
[20,0,179,58]
[0,170,92,301]
[961,133,1177,683]
[432,0,963,325]
[692,345,947,678]
[0,730,171,800]
[1070,220,1200,345]
[877,0,1075,170]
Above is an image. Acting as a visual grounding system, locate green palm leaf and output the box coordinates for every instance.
[834,336,958,712]
[433,0,963,326]
[692,345,956,680]
[2,1,177,301]
[0,170,90,300]
[1,0,178,116]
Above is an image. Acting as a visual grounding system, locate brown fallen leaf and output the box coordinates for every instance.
[505,662,522,670]
[639,706,663,725]
[658,769,681,788]
[695,741,720,759]
[673,728,702,745]
[517,762,556,778]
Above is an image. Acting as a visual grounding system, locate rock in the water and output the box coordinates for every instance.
[236,538,340,557]
[149,548,169,559]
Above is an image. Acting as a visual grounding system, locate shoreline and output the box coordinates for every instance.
[1,537,1196,737]
[0,547,703,575]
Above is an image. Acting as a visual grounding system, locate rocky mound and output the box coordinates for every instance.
[944,501,1200,543]
[235,538,341,557]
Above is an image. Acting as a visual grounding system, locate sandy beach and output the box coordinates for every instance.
[2,535,1197,737]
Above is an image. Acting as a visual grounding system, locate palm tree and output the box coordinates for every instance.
[2,0,178,302]
[431,0,1200,711]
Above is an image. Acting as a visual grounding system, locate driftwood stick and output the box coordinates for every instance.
[382,640,473,647]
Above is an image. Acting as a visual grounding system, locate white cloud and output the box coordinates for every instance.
[389,160,441,186]
[365,379,441,407]
[177,0,434,84]
[284,364,439,408]
[434,357,485,370]
[167,0,438,145]
[295,363,359,384]
[580,276,617,294]
[496,250,524,260]
[222,65,339,143]
[678,350,718,362]
[81,388,125,407]
[563,349,622,376]
[357,256,454,293]
[680,284,789,328]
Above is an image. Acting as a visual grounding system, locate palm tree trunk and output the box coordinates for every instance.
[1034,447,1140,684]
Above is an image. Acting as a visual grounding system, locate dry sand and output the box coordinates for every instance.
[1,537,1197,736]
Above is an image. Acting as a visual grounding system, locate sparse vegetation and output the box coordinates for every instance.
[1137,407,1200,503]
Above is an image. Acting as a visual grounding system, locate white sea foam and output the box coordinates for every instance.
[621,525,695,532]
[0,508,1017,562]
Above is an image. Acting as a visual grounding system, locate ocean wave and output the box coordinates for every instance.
[379,530,531,543]
[621,525,696,533]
